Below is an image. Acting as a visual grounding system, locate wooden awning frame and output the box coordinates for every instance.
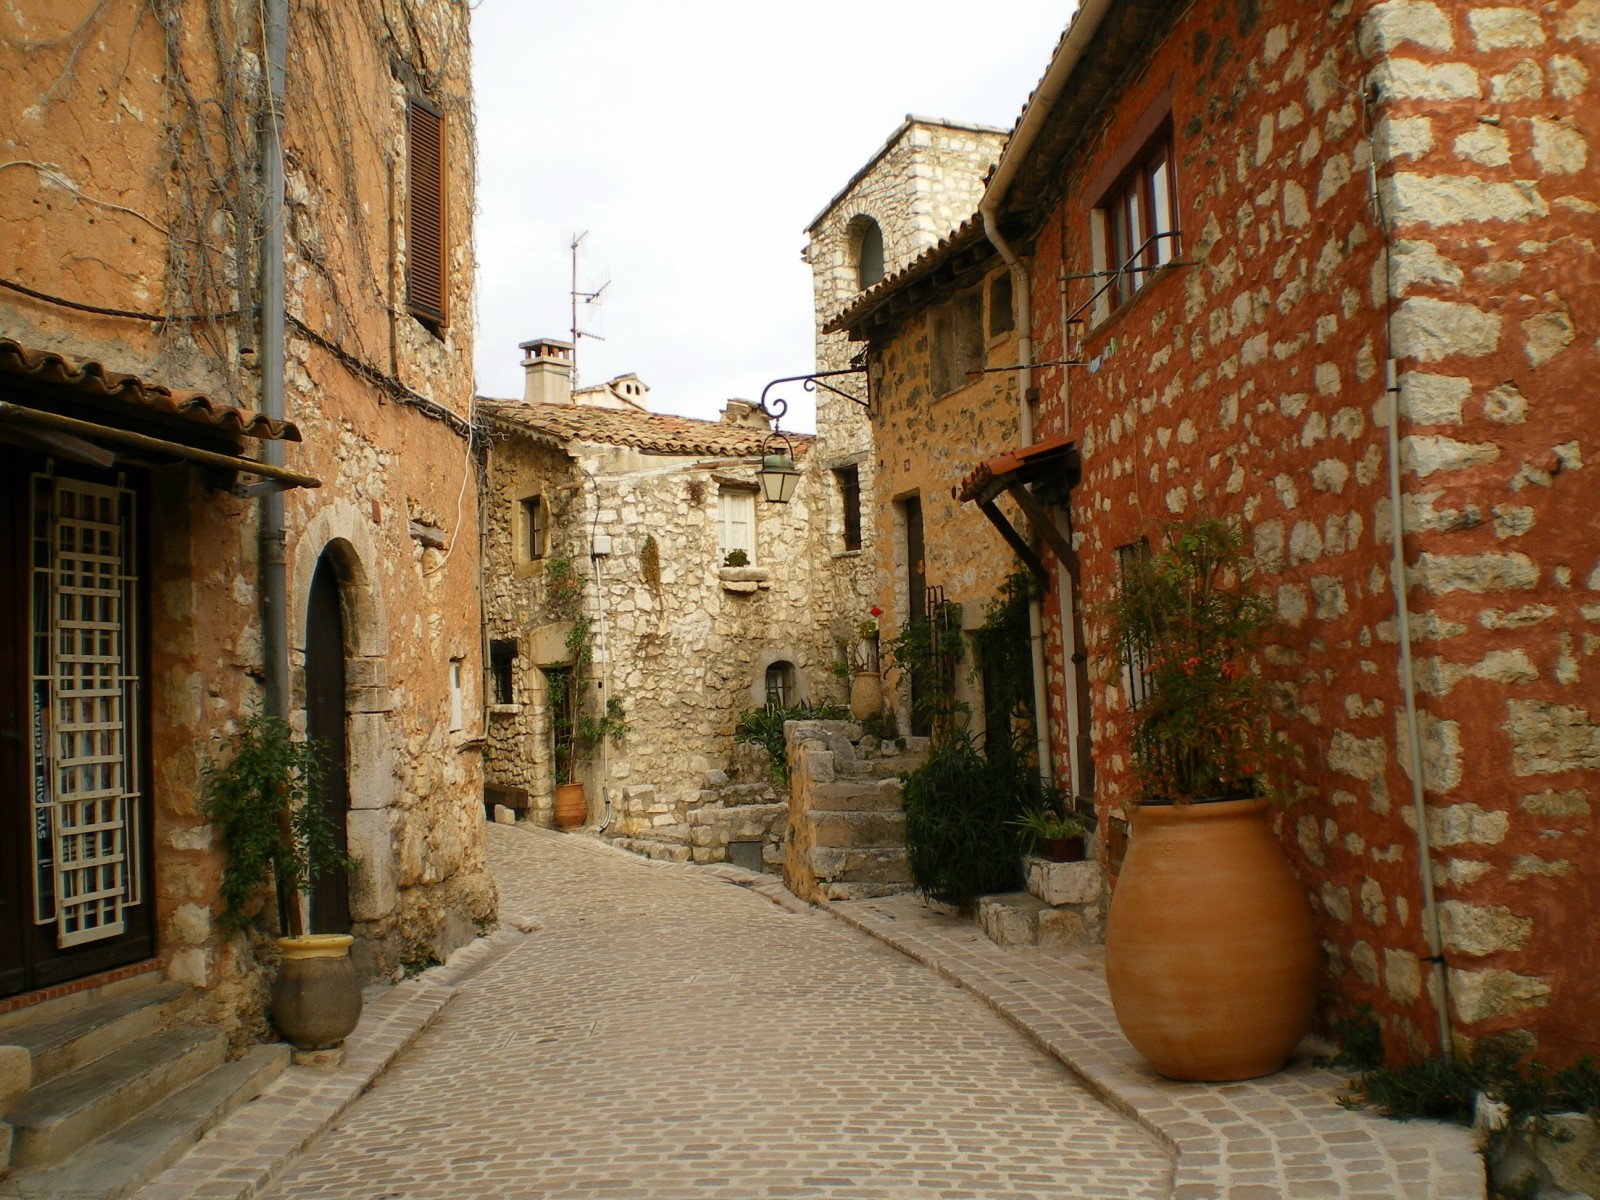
[957,436,1079,580]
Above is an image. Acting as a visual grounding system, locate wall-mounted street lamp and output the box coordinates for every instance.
[757,431,802,504]
[752,360,870,504]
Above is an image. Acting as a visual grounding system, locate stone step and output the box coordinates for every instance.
[805,809,906,849]
[687,801,787,828]
[4,1043,288,1199]
[836,756,920,781]
[978,892,1100,950]
[818,880,915,901]
[7,1025,226,1167]
[0,978,191,1088]
[610,836,693,863]
[805,778,904,813]
[806,846,910,887]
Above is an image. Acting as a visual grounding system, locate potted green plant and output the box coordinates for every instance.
[1011,805,1089,863]
[1100,517,1315,1083]
[543,552,629,829]
[200,713,361,1051]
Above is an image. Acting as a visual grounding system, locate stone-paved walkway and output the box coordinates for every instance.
[823,893,1484,1200]
[158,824,1172,1199]
[135,823,1483,1199]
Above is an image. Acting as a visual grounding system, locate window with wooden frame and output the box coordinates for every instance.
[519,494,546,562]
[835,465,861,551]
[716,486,756,565]
[930,289,984,398]
[1092,132,1179,314]
[406,98,447,329]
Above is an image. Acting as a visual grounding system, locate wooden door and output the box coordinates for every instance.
[0,440,154,996]
[305,554,351,934]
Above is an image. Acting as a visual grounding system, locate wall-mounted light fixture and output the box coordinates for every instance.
[751,358,870,504]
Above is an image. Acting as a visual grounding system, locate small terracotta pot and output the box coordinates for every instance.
[1104,797,1316,1082]
[272,934,362,1050]
[553,781,587,830]
[1036,835,1087,863]
[849,671,882,721]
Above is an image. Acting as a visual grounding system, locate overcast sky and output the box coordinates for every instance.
[469,2,1073,432]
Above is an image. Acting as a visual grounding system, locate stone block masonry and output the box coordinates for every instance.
[1011,0,1600,1064]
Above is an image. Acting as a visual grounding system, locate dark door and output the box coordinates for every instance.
[305,554,351,934]
[903,496,929,736]
[1,439,155,997]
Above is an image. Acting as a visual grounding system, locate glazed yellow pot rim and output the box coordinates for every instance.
[278,933,355,959]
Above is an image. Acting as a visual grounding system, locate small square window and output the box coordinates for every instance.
[520,495,546,562]
[988,274,1014,337]
[931,290,984,398]
[489,639,518,706]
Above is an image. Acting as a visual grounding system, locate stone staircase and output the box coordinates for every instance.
[977,854,1108,949]
[784,721,928,903]
[0,974,286,1199]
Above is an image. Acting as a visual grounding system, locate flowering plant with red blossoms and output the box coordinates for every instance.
[1106,518,1296,805]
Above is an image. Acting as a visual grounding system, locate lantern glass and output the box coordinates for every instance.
[759,454,800,504]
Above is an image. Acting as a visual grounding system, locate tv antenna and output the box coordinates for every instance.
[570,231,610,387]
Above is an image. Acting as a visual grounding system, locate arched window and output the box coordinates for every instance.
[765,661,796,708]
[854,217,884,290]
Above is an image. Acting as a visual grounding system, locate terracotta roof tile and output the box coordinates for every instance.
[479,398,813,459]
[0,338,300,441]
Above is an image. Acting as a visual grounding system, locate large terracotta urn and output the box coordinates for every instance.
[553,781,587,830]
[1103,797,1316,1082]
[272,934,362,1051]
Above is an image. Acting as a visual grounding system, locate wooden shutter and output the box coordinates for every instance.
[406,99,447,326]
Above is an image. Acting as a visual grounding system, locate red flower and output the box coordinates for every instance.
[869,605,882,618]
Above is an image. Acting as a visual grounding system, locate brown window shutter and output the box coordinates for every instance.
[406,99,447,326]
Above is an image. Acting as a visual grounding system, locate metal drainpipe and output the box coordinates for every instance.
[259,0,289,722]
[980,209,1053,788]
[974,0,1114,791]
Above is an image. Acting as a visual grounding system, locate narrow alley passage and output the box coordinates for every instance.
[255,824,1172,1199]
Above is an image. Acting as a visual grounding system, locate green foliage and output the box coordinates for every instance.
[543,552,592,668]
[1106,517,1295,804]
[1314,1005,1385,1072]
[735,700,847,785]
[576,696,630,759]
[723,548,750,567]
[400,939,440,979]
[640,533,661,593]
[883,601,966,738]
[1342,1045,1600,1151]
[1010,802,1087,854]
[973,571,1036,754]
[901,731,1044,912]
[199,714,353,937]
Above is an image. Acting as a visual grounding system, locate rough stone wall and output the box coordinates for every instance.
[479,411,844,843]
[805,120,1010,682]
[1017,0,1599,1062]
[857,267,1028,738]
[0,0,493,1022]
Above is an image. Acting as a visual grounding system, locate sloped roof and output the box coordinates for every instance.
[0,338,300,441]
[479,398,813,459]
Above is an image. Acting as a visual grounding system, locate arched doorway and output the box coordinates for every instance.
[305,552,351,934]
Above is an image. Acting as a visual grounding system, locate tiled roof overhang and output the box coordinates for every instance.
[824,216,999,342]
[479,398,814,460]
[958,435,1080,581]
[989,0,1185,234]
[0,338,301,442]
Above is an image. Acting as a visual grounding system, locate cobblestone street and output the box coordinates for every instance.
[254,824,1171,1199]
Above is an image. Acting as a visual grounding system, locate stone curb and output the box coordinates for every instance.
[816,893,1485,1200]
[127,925,530,1200]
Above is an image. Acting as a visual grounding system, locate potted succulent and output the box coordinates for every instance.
[200,713,361,1051]
[1011,805,1089,863]
[1100,517,1315,1082]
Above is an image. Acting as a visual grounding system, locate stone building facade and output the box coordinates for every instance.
[0,0,493,1033]
[801,119,1011,672]
[478,341,837,867]
[824,0,1600,1065]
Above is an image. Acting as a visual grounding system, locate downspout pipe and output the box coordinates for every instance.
[259,0,289,722]
[978,0,1114,790]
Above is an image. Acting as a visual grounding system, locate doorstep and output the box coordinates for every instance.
[825,891,1484,1200]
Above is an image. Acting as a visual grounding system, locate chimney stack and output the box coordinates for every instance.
[519,338,574,405]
